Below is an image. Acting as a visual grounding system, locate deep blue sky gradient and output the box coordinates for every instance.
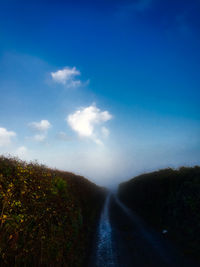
[0,0,200,184]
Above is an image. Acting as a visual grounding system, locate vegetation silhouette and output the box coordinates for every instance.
[118,166,200,262]
[0,156,104,266]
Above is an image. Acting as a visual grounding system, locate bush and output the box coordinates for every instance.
[118,166,200,261]
[0,156,104,266]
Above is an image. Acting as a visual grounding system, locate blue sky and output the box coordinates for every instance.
[0,0,200,185]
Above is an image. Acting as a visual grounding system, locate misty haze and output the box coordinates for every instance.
[0,0,200,266]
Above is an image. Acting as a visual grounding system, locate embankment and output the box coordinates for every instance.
[0,156,105,266]
[118,167,200,262]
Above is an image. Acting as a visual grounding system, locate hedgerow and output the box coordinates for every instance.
[0,156,104,266]
[119,167,200,262]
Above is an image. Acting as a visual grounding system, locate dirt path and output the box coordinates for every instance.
[89,194,198,267]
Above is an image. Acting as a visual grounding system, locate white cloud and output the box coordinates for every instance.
[0,127,16,147]
[16,146,27,158]
[28,120,51,143]
[29,120,51,132]
[67,104,112,144]
[102,126,110,138]
[51,67,82,88]
[33,134,46,142]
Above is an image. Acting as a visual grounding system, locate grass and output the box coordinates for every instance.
[0,156,104,266]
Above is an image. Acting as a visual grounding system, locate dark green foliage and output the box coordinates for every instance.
[0,156,104,266]
[118,166,200,261]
